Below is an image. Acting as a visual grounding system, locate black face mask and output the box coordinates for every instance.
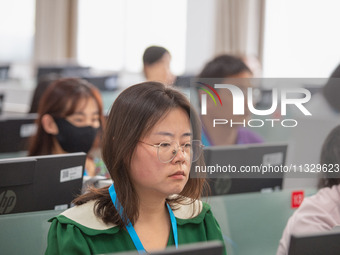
[54,118,99,153]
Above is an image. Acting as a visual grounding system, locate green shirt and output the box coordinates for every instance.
[45,199,226,255]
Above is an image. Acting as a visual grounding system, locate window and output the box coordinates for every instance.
[263,0,340,78]
[0,0,35,62]
[77,0,187,74]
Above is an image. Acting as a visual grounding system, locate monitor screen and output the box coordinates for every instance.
[202,143,288,195]
[288,230,340,255]
[0,152,86,214]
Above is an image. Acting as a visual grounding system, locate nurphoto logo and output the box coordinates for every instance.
[198,82,312,128]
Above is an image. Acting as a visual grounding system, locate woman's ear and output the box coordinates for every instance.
[41,114,59,135]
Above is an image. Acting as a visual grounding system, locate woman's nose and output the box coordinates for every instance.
[172,146,186,163]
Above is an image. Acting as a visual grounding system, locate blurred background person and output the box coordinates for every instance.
[197,54,263,146]
[142,45,176,86]
[28,78,108,177]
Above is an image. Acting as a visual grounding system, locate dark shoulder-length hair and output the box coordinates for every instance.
[319,125,340,188]
[28,78,104,156]
[73,82,208,228]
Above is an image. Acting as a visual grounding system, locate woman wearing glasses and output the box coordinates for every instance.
[45,82,226,254]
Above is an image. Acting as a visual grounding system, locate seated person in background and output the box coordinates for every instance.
[29,73,61,113]
[45,82,226,255]
[277,125,340,255]
[28,78,108,177]
[197,54,263,146]
[306,63,340,118]
[143,45,176,86]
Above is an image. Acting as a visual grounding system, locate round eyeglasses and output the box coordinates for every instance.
[139,140,204,163]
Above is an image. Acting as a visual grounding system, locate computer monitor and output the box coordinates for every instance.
[112,241,224,255]
[0,157,36,214]
[288,230,340,255]
[0,114,38,153]
[37,65,91,80]
[0,152,86,214]
[83,74,119,91]
[202,143,288,195]
[287,117,340,166]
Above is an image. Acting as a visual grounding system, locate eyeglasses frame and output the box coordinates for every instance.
[139,140,204,163]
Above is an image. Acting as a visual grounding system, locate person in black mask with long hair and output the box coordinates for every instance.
[28,78,107,177]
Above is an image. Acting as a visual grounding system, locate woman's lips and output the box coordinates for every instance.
[169,171,185,179]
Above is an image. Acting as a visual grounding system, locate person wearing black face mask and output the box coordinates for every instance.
[28,78,108,177]
[54,118,99,154]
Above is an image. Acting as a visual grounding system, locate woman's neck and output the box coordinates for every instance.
[136,189,168,222]
[138,200,168,223]
[133,190,171,252]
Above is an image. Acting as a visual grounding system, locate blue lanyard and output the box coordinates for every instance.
[108,184,178,254]
[201,128,212,146]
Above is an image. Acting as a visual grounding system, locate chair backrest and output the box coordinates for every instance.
[206,188,317,255]
[0,209,64,255]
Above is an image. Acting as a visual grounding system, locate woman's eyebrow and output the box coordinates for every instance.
[72,112,86,117]
[72,111,99,116]
[154,132,174,137]
[182,132,192,137]
[153,132,192,137]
